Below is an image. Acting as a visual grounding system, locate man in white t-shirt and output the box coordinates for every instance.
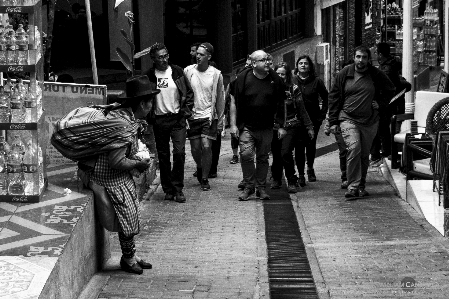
[184,43,225,191]
[145,43,194,203]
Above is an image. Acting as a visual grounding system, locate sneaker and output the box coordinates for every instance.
[345,188,359,200]
[239,188,255,201]
[287,183,297,193]
[201,179,210,191]
[230,155,239,164]
[298,175,306,187]
[208,173,217,178]
[238,180,245,190]
[270,180,281,189]
[256,188,270,200]
[164,193,174,201]
[175,191,186,203]
[307,169,316,182]
[358,187,370,197]
[340,181,349,189]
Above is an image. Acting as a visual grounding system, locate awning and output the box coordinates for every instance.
[321,0,345,9]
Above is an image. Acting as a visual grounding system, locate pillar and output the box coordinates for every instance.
[208,0,233,77]
[445,0,449,73]
[137,0,164,72]
[247,0,257,53]
[403,0,414,111]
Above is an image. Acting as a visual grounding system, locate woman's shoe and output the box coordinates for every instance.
[120,257,143,275]
[136,258,153,269]
[307,169,316,182]
[298,175,306,187]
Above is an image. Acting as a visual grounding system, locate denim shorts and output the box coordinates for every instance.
[187,118,218,140]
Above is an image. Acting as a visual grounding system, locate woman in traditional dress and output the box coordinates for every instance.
[89,75,158,274]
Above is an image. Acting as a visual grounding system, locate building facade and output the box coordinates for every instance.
[107,0,327,84]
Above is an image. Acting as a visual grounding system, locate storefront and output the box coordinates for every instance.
[380,0,442,68]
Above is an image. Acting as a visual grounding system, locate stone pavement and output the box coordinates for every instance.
[292,142,449,298]
[87,129,449,299]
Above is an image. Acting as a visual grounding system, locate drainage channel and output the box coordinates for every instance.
[263,143,337,298]
[263,187,318,298]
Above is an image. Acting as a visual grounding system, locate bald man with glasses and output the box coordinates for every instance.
[229,50,286,201]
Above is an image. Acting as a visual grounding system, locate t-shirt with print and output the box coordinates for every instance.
[154,66,180,115]
[189,66,214,119]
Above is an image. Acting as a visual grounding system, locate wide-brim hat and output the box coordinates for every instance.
[120,75,160,100]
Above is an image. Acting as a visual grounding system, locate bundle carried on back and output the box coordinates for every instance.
[51,103,143,163]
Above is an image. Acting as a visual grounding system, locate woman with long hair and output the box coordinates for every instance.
[293,55,329,186]
[273,62,314,193]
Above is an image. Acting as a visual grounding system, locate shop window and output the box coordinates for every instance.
[256,0,304,51]
[232,0,248,65]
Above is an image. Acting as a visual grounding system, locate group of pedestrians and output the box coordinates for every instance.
[83,42,404,275]
[146,42,399,203]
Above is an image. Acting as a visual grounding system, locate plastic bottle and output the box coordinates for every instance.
[0,27,6,65]
[24,86,36,123]
[16,78,26,97]
[4,78,12,96]
[22,141,37,195]
[10,135,24,154]
[10,87,25,123]
[0,86,10,123]
[0,136,10,156]
[7,137,24,195]
[15,24,28,65]
[4,25,16,65]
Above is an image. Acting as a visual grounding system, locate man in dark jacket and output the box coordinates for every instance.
[328,45,395,199]
[144,43,194,203]
[370,42,411,163]
[229,50,286,201]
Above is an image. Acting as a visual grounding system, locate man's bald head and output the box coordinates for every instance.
[250,50,270,75]
[250,50,267,62]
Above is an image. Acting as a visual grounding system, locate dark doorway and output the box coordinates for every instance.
[164,0,208,68]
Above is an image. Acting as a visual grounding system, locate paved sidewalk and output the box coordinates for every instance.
[97,132,270,299]
[292,148,449,298]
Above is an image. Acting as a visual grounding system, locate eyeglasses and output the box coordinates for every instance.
[156,53,169,60]
[255,58,272,64]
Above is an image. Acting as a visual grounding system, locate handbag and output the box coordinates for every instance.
[284,87,301,128]
[88,180,120,232]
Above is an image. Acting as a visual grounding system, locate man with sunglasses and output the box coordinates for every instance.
[144,43,194,203]
[229,50,286,201]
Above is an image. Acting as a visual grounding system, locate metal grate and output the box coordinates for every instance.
[264,188,319,298]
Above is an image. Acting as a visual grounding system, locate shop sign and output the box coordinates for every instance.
[321,0,345,9]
